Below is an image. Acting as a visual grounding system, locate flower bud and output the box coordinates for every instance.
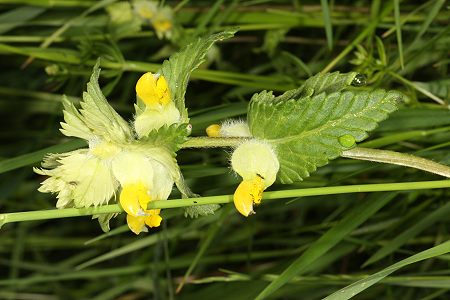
[134,73,180,137]
[205,120,251,138]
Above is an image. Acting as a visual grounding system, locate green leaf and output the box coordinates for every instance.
[0,6,46,35]
[139,123,190,154]
[92,213,118,233]
[160,29,237,122]
[60,59,133,143]
[249,88,404,184]
[324,240,450,300]
[274,71,360,103]
[303,71,365,95]
[184,204,221,218]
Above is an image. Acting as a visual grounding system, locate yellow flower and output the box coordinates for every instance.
[231,140,279,216]
[112,151,173,234]
[134,72,181,137]
[35,63,180,234]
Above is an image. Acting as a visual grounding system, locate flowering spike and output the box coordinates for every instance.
[233,176,264,217]
[136,73,171,106]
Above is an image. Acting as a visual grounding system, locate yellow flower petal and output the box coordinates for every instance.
[126,214,147,235]
[233,176,265,217]
[206,124,221,137]
[120,183,150,216]
[136,73,171,106]
[145,214,162,227]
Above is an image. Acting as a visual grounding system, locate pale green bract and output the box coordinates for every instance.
[184,204,221,218]
[159,29,237,122]
[60,63,133,143]
[248,72,405,184]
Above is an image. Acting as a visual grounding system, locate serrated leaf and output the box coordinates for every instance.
[160,29,237,122]
[139,123,189,154]
[303,71,361,95]
[92,213,118,232]
[249,89,404,183]
[274,71,360,103]
[184,204,221,218]
[60,59,133,143]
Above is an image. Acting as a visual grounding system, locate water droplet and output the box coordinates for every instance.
[351,74,367,87]
[338,134,356,148]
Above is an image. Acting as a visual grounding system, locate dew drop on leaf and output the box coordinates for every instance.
[338,134,356,148]
[351,74,367,87]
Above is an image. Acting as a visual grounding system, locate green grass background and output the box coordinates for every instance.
[0,0,449,299]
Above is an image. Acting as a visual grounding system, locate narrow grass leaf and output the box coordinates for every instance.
[393,0,404,69]
[409,0,446,49]
[254,192,397,299]
[176,207,231,293]
[323,240,450,300]
[320,0,333,51]
[0,6,45,34]
[364,201,450,266]
[76,228,184,270]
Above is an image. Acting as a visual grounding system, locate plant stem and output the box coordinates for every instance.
[181,137,247,148]
[185,138,450,178]
[1,180,449,227]
[342,147,450,178]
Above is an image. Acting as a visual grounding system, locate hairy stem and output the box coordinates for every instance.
[181,137,248,148]
[343,147,450,178]
[1,180,450,227]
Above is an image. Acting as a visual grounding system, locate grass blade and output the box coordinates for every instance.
[394,0,404,69]
[320,0,333,51]
[254,192,397,299]
[364,200,450,267]
[324,240,450,300]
